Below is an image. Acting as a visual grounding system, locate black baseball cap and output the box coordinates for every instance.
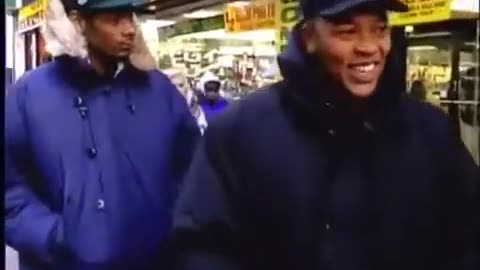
[300,0,408,20]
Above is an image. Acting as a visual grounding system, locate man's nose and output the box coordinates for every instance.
[354,40,377,56]
[353,34,378,56]
[120,19,136,38]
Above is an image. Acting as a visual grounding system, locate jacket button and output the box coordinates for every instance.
[325,223,331,230]
[87,147,97,159]
[79,107,88,119]
[328,129,335,136]
[363,121,374,132]
[74,96,84,107]
[128,104,136,114]
[96,199,105,210]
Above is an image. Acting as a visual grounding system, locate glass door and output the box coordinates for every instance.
[457,22,479,164]
[407,34,453,111]
[406,19,479,164]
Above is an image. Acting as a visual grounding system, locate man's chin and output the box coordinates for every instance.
[346,83,378,99]
[115,50,132,59]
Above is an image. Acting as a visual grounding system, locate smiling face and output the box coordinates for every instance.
[302,9,391,98]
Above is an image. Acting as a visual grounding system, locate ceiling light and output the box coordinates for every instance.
[228,1,250,7]
[408,46,438,51]
[183,9,223,19]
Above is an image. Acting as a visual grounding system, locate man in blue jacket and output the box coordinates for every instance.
[4,0,199,269]
[173,1,479,270]
[198,72,229,122]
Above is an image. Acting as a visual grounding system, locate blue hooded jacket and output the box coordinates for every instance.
[172,25,479,270]
[5,56,200,270]
[200,98,230,121]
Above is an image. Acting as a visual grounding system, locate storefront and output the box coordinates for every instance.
[395,0,479,163]
[15,0,50,78]
[139,0,279,95]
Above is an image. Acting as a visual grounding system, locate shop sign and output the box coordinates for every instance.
[389,0,452,25]
[275,0,300,52]
[161,15,225,38]
[224,1,276,33]
[18,0,47,33]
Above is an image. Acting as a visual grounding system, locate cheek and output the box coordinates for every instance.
[88,26,117,47]
[317,39,350,77]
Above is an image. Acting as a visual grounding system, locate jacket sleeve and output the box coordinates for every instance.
[172,121,242,270]
[4,82,63,262]
[439,123,480,270]
[457,144,480,270]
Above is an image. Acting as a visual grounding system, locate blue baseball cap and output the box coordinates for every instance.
[300,0,408,19]
[62,0,140,11]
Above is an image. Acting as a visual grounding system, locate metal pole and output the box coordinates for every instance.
[473,18,479,130]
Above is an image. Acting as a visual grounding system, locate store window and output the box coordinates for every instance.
[407,42,452,107]
[406,18,479,164]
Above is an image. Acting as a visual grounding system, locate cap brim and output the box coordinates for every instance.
[78,0,142,11]
[319,0,409,17]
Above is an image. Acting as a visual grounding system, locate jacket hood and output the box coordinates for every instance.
[199,71,221,93]
[277,23,404,134]
[42,0,156,71]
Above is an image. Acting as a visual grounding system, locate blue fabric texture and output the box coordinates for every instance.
[200,98,229,122]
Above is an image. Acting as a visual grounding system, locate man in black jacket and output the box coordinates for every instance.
[173,1,480,270]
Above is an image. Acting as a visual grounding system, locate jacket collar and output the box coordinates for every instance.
[53,55,147,90]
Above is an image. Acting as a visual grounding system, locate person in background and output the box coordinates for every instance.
[173,0,479,270]
[409,79,427,101]
[4,1,199,270]
[167,69,208,134]
[199,71,229,121]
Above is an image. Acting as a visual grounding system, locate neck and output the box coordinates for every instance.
[88,47,119,76]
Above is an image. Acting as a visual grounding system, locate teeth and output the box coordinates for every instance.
[353,63,375,72]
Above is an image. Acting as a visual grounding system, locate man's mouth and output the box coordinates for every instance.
[348,61,380,82]
[352,63,376,72]
[119,42,133,50]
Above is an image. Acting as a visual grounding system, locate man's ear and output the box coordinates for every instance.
[300,22,317,54]
[67,10,87,33]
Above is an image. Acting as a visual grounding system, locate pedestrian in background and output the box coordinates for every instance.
[198,71,230,122]
[409,79,427,101]
[4,0,199,270]
[167,69,208,134]
[173,0,479,270]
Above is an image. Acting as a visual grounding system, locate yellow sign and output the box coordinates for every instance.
[389,0,452,25]
[275,0,300,52]
[18,0,47,32]
[224,1,276,33]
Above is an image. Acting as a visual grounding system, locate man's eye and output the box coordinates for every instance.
[334,27,356,37]
[375,25,388,34]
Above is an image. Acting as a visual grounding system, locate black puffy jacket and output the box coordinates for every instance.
[173,27,480,270]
